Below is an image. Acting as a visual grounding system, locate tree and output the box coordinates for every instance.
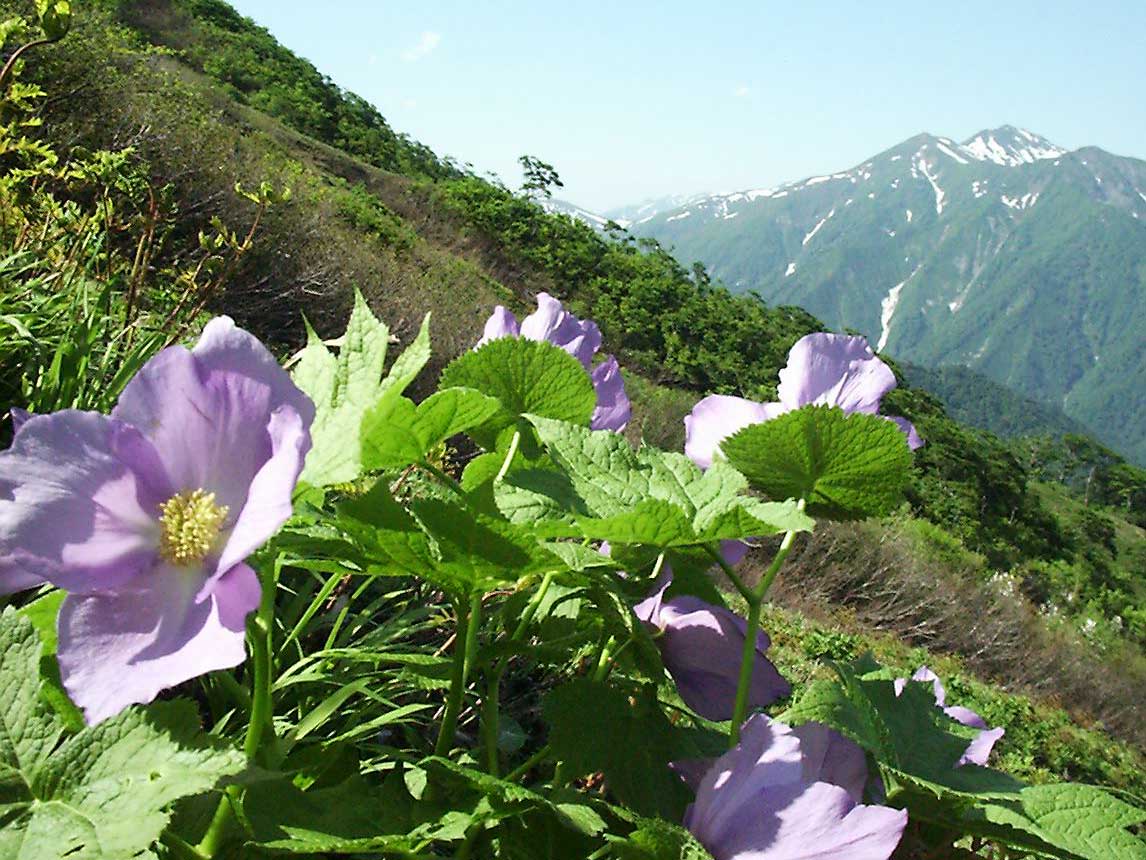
[518,155,563,200]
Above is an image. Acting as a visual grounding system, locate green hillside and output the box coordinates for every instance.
[3,0,1143,785]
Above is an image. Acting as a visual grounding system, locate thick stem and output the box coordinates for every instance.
[728,595,764,747]
[728,499,806,746]
[434,593,482,757]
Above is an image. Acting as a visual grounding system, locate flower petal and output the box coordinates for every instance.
[477,306,520,344]
[57,562,260,724]
[777,334,897,414]
[887,415,924,450]
[209,404,310,596]
[654,596,789,721]
[519,293,584,350]
[0,411,166,594]
[590,356,631,432]
[685,395,781,470]
[791,722,869,804]
[957,726,1005,767]
[9,407,31,436]
[685,715,804,850]
[113,317,314,513]
[684,715,906,860]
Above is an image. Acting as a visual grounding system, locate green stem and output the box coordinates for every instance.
[161,829,210,860]
[434,593,482,757]
[505,743,551,782]
[419,461,466,497]
[495,429,521,482]
[481,570,556,774]
[197,562,279,857]
[728,595,764,747]
[592,636,617,683]
[728,499,806,747]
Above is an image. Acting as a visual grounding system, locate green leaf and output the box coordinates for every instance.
[339,482,560,596]
[542,679,694,819]
[294,297,431,486]
[975,785,1146,860]
[781,660,1024,803]
[616,817,715,860]
[245,773,424,854]
[439,338,596,443]
[361,387,502,471]
[36,0,70,40]
[0,611,245,860]
[721,405,913,519]
[498,417,812,549]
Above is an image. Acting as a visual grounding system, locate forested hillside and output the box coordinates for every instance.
[2,0,1145,847]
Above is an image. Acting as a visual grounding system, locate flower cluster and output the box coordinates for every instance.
[1,299,941,858]
[0,318,314,723]
[479,292,630,431]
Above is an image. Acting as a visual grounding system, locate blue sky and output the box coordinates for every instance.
[228,1,1146,212]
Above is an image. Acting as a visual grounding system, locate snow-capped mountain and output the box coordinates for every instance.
[627,127,1146,463]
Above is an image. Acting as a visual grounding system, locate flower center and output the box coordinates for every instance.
[158,489,229,566]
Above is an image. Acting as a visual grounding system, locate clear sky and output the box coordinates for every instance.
[227,1,1146,212]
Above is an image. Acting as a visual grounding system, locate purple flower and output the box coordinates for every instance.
[685,333,922,469]
[634,577,789,721]
[478,292,630,431]
[682,715,907,860]
[0,317,314,723]
[894,666,1004,766]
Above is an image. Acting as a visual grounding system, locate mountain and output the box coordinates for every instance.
[899,363,1087,441]
[540,198,616,231]
[603,194,709,227]
[629,127,1146,464]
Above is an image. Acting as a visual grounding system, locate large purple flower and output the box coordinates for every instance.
[682,715,907,860]
[0,317,314,723]
[895,667,1005,767]
[634,577,789,721]
[478,292,630,431]
[685,333,923,469]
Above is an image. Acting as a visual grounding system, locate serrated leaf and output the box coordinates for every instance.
[721,405,913,520]
[439,339,596,444]
[498,418,812,550]
[781,659,1023,804]
[339,482,560,596]
[976,785,1146,860]
[361,387,502,471]
[294,298,431,485]
[0,611,244,860]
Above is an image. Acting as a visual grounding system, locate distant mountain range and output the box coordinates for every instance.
[579,127,1146,463]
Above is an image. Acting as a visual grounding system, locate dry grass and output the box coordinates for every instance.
[754,516,1145,748]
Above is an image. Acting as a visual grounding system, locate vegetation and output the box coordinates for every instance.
[1,5,1143,858]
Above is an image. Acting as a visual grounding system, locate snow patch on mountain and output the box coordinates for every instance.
[666,210,692,222]
[917,157,946,215]
[961,127,1065,167]
[802,208,836,246]
[785,262,796,277]
[1001,192,1039,210]
[878,264,922,351]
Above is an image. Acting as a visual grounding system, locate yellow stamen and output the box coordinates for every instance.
[158,489,229,566]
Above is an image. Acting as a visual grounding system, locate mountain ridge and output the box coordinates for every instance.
[624,126,1146,464]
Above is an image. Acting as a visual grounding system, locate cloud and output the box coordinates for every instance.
[734,85,750,98]
[402,31,441,62]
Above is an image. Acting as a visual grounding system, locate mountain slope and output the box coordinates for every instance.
[630,128,1146,463]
